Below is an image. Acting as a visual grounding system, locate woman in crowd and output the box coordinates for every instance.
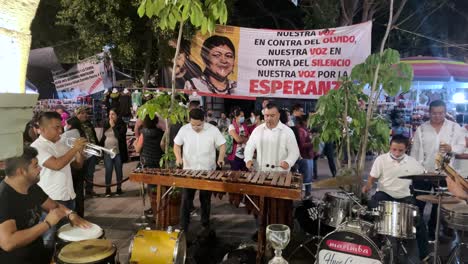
[185,35,237,95]
[295,116,314,197]
[247,110,262,134]
[134,115,165,215]
[227,108,250,207]
[55,105,70,127]
[135,115,165,168]
[228,108,250,171]
[100,108,128,197]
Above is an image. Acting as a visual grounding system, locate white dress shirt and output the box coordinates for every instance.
[244,122,300,172]
[453,129,468,178]
[31,135,76,201]
[411,119,465,172]
[174,123,226,170]
[370,153,425,198]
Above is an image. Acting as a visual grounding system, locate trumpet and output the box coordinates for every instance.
[66,138,117,159]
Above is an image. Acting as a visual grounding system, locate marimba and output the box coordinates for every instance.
[129,168,303,263]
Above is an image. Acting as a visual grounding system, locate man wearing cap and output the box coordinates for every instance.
[75,107,99,197]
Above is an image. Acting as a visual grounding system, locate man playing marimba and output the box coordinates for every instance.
[174,108,226,232]
[244,103,299,172]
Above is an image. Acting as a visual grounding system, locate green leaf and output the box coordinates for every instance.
[146,0,154,17]
[137,0,146,17]
[181,2,191,20]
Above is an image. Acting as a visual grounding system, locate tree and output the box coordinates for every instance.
[137,0,228,162]
[310,0,413,195]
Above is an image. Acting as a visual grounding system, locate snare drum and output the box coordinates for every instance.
[376,201,417,239]
[128,229,186,264]
[57,239,116,264]
[322,192,353,227]
[441,202,468,231]
[317,220,393,264]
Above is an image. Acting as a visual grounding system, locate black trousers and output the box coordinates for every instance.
[180,188,211,231]
[71,167,85,217]
[413,180,447,239]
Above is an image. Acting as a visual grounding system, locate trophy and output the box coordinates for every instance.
[266,224,290,264]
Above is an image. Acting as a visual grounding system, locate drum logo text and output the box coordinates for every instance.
[326,239,372,257]
[318,250,382,264]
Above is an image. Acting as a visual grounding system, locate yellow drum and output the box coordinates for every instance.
[128,229,186,264]
[57,239,116,264]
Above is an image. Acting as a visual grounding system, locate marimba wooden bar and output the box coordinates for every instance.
[129,168,303,263]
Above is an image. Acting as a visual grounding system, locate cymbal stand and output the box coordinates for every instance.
[338,187,368,219]
[134,165,149,227]
[446,229,467,263]
[432,183,446,264]
[287,201,326,260]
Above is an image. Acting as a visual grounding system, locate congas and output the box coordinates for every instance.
[128,229,186,264]
[56,239,116,264]
[316,220,393,264]
[57,223,104,243]
[375,201,417,239]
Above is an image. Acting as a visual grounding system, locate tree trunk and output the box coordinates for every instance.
[356,0,394,196]
[165,19,185,159]
[142,21,153,89]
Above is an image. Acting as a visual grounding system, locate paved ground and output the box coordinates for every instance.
[82,158,466,264]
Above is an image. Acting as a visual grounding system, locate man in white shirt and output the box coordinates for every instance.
[244,103,300,172]
[363,135,429,260]
[410,100,465,239]
[453,124,468,178]
[174,108,226,232]
[30,112,87,251]
[243,103,299,241]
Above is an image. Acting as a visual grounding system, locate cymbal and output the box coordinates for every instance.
[399,172,447,181]
[416,195,460,204]
[312,175,360,188]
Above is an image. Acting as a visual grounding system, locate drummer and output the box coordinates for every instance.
[0,146,91,264]
[362,135,429,261]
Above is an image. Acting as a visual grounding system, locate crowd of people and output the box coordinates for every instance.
[2,96,468,263]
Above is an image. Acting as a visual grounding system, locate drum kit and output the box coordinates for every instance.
[292,169,468,264]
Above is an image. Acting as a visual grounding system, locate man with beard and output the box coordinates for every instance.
[0,147,90,264]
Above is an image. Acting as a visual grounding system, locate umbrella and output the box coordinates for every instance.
[401,56,468,83]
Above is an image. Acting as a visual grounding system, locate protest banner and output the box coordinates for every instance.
[180,21,372,99]
[52,52,115,99]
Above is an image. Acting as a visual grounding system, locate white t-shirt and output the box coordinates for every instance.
[370,153,425,198]
[174,123,226,170]
[228,124,246,159]
[31,135,76,201]
[453,129,468,178]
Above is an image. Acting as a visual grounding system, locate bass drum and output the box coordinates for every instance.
[128,229,186,264]
[316,220,393,264]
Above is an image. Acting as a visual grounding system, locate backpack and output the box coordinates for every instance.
[224,132,234,155]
